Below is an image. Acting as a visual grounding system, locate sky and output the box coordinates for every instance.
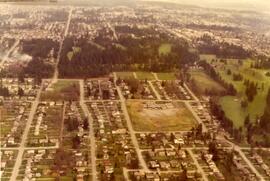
[140,0,270,11]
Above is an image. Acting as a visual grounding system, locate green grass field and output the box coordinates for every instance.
[189,70,225,94]
[116,72,134,79]
[67,47,81,61]
[156,72,176,80]
[135,72,155,80]
[127,101,197,131]
[206,57,270,127]
[158,43,172,55]
[199,54,217,61]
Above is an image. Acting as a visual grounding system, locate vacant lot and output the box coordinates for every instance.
[135,72,155,80]
[41,80,80,101]
[189,70,225,95]
[158,43,172,55]
[116,72,134,79]
[127,101,197,131]
[199,54,216,61]
[156,72,176,80]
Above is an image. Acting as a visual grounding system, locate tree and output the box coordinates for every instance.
[52,149,74,179]
[260,88,270,131]
[72,135,81,149]
[18,87,24,97]
[0,87,9,97]
[208,141,219,161]
[66,117,79,131]
[18,73,25,83]
[83,117,89,130]
[244,115,250,127]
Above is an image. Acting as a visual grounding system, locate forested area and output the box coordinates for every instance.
[197,35,251,59]
[21,39,58,58]
[58,33,199,78]
[20,39,58,79]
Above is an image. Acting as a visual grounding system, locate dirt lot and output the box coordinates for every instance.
[127,101,197,131]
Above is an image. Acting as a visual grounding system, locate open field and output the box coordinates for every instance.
[206,57,270,127]
[189,70,225,95]
[158,43,172,55]
[156,72,176,80]
[67,46,81,61]
[135,71,155,80]
[126,101,197,131]
[199,54,216,61]
[41,80,80,101]
[116,72,134,79]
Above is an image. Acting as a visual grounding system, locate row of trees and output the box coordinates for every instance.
[0,87,24,97]
[197,60,237,96]
[260,89,270,132]
[244,80,258,102]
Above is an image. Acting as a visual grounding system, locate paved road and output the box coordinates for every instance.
[79,80,97,181]
[10,81,43,181]
[0,145,59,151]
[133,72,138,79]
[227,141,266,181]
[0,39,20,68]
[184,101,207,132]
[50,7,73,87]
[59,102,66,146]
[114,76,149,171]
[184,83,199,102]
[187,149,209,181]
[107,22,118,41]
[152,72,159,81]
[148,81,161,100]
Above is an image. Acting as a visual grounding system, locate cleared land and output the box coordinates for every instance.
[156,72,176,80]
[67,46,81,61]
[135,71,155,80]
[158,43,172,55]
[199,54,216,61]
[127,101,197,131]
[116,72,134,79]
[41,80,80,101]
[189,70,225,95]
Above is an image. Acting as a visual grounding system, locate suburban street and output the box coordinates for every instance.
[79,80,97,181]
[50,7,73,87]
[9,82,43,181]
[0,39,20,68]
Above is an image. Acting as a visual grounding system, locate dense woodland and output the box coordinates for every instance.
[20,39,58,79]
[58,30,199,77]
[197,35,251,59]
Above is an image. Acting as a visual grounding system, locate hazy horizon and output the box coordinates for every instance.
[139,0,270,11]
